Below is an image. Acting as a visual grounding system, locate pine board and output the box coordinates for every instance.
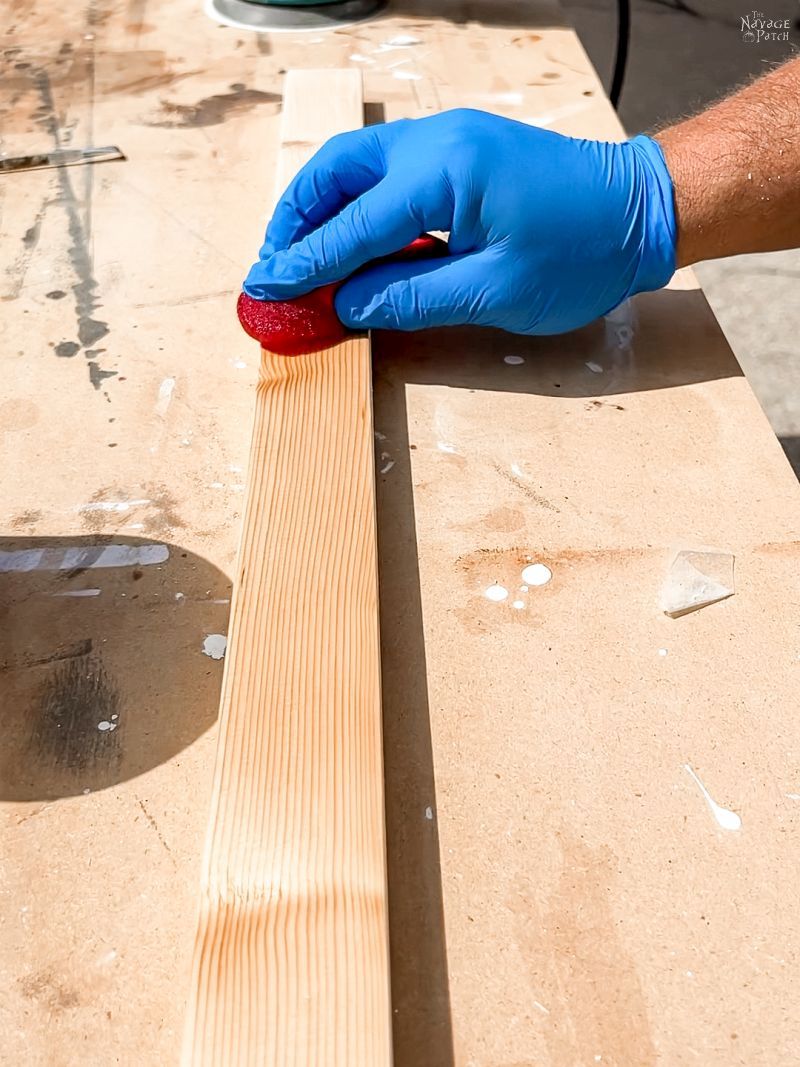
[181,72,392,1067]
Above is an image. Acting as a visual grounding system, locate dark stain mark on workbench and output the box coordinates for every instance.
[29,67,114,388]
[136,796,177,866]
[1,638,93,674]
[88,361,117,389]
[10,509,42,530]
[22,218,42,248]
[46,289,66,300]
[140,485,186,533]
[147,83,281,128]
[18,968,80,1015]
[55,341,80,359]
[491,460,560,512]
[4,201,47,300]
[512,833,657,1066]
[256,36,272,56]
[30,654,121,774]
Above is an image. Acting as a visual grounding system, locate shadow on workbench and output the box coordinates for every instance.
[0,536,228,802]
[384,0,568,28]
[379,288,744,399]
[375,371,456,1067]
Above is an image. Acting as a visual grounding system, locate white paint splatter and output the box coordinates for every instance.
[375,35,421,51]
[684,764,742,831]
[79,499,150,513]
[425,806,433,820]
[786,793,800,801]
[533,1001,550,1016]
[126,523,145,530]
[97,721,117,732]
[51,589,101,598]
[209,481,224,490]
[504,355,525,365]
[520,585,529,593]
[111,714,118,721]
[512,600,525,609]
[349,53,374,63]
[374,431,387,442]
[485,583,509,602]
[393,70,422,81]
[234,360,247,370]
[231,484,245,493]
[510,462,524,478]
[380,459,395,474]
[202,634,227,660]
[0,544,168,573]
[155,376,176,416]
[521,563,552,586]
[585,361,603,374]
[658,648,668,656]
[437,442,458,454]
[175,592,185,601]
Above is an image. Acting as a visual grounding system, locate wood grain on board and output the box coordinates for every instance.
[181,73,392,1066]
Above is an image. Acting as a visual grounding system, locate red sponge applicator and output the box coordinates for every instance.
[237,234,447,356]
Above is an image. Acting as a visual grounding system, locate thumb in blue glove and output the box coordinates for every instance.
[242,109,677,336]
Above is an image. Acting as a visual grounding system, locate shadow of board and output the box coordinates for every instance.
[0,535,230,802]
[382,0,569,28]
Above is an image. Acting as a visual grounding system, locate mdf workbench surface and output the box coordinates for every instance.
[2,2,800,1065]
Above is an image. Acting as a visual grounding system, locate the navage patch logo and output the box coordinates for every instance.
[741,9,791,42]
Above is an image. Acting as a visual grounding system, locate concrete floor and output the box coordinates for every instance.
[560,0,800,475]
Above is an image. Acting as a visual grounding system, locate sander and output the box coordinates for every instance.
[206,0,385,32]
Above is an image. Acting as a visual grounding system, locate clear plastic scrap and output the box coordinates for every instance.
[661,549,735,618]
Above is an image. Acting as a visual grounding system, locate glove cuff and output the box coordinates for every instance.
[627,134,678,295]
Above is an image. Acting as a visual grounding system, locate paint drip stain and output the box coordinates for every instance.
[684,764,741,831]
[202,634,227,660]
[521,563,552,586]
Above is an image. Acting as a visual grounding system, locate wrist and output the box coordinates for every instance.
[653,128,705,268]
[625,134,678,292]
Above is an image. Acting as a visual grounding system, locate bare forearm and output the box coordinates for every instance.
[655,58,800,268]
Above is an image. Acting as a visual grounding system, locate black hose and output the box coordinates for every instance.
[609,0,631,109]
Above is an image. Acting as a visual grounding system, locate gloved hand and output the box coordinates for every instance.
[243,109,677,336]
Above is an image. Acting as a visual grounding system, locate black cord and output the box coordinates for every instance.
[610,0,631,109]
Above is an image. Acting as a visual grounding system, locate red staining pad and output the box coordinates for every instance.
[237,285,346,357]
[237,234,447,356]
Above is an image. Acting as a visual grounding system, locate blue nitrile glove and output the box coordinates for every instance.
[243,109,677,336]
